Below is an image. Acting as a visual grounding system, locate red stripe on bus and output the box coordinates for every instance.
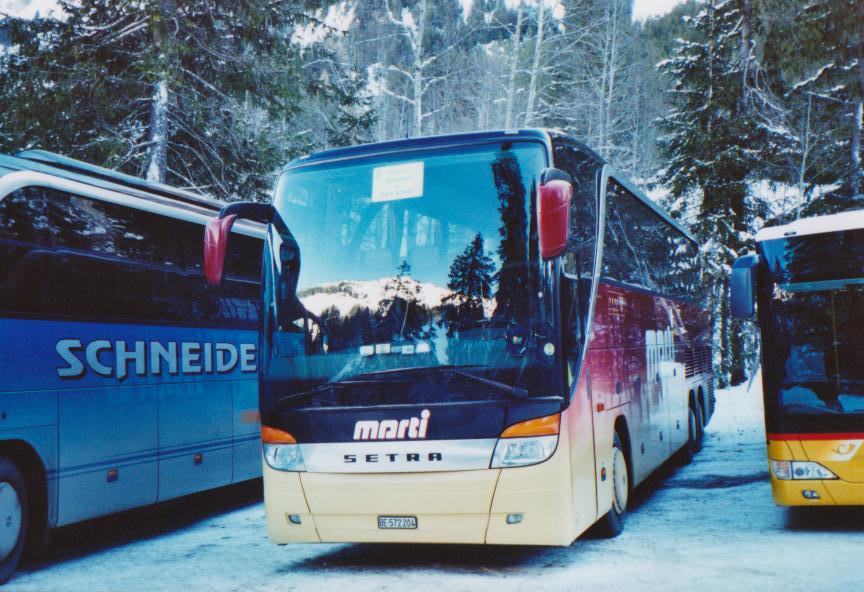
[767,433,864,441]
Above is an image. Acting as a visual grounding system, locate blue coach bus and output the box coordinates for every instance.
[0,151,264,581]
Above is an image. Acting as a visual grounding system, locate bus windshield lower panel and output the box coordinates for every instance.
[761,234,864,434]
[261,141,582,426]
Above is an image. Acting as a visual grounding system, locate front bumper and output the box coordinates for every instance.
[772,476,864,506]
[262,438,579,546]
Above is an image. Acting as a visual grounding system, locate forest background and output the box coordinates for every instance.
[0,0,862,387]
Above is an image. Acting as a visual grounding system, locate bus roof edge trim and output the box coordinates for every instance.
[756,210,864,242]
[0,170,265,239]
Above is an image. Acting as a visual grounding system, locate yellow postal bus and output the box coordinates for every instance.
[733,212,864,505]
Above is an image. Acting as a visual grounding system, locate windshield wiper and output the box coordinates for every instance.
[452,370,529,399]
[354,365,529,399]
[278,379,403,406]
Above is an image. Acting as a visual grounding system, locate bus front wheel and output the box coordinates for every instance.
[596,432,630,538]
[0,456,27,584]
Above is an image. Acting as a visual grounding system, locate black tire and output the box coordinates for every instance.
[693,402,705,452]
[677,404,700,466]
[0,456,27,585]
[595,432,630,538]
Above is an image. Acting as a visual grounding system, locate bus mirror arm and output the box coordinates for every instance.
[730,254,760,319]
[538,168,573,260]
[204,202,273,286]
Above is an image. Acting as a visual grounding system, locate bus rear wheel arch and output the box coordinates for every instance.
[0,455,28,584]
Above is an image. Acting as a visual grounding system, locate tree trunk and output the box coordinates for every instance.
[411,0,427,137]
[852,98,862,198]
[146,1,173,183]
[504,4,524,129]
[146,78,169,182]
[719,278,730,388]
[524,1,545,126]
[853,3,864,199]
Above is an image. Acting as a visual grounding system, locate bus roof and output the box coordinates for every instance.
[756,210,864,242]
[0,150,229,212]
[284,129,571,171]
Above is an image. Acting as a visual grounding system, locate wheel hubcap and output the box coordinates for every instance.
[612,447,628,514]
[0,482,21,561]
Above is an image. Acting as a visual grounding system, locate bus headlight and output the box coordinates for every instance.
[491,436,558,468]
[770,460,837,480]
[263,443,306,472]
[491,413,561,468]
[262,425,306,472]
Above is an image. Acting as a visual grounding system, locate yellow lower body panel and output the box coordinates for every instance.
[771,477,837,506]
[772,476,864,506]
[768,437,864,506]
[263,439,582,546]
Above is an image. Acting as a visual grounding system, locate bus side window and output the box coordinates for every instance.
[603,179,699,301]
[0,188,54,315]
[47,189,119,321]
[182,222,261,329]
[111,208,190,324]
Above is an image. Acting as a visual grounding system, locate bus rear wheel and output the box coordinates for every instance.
[693,402,705,452]
[678,404,699,465]
[596,432,630,538]
[0,456,26,584]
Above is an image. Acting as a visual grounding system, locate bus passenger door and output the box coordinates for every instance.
[560,244,603,529]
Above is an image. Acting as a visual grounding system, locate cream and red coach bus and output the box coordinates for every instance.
[205,129,714,544]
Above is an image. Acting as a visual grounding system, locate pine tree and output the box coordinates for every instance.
[441,233,495,335]
[375,261,431,342]
[0,1,371,201]
[784,0,864,204]
[659,0,771,386]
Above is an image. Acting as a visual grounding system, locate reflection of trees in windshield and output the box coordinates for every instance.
[373,261,433,342]
[766,229,864,284]
[440,233,495,336]
[492,150,535,322]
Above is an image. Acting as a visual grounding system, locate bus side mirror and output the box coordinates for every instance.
[731,254,760,319]
[538,168,573,260]
[204,202,272,286]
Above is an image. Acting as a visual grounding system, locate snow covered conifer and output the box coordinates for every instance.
[659,0,771,387]
[0,0,369,201]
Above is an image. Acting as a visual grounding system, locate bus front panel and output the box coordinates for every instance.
[759,232,864,506]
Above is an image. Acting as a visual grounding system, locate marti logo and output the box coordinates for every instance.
[55,339,257,380]
[353,409,431,441]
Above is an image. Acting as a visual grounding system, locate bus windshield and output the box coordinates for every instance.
[266,140,561,408]
[761,233,864,430]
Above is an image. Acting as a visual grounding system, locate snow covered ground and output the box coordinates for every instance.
[9,379,864,592]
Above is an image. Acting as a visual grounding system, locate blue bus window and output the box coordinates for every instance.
[0,188,53,315]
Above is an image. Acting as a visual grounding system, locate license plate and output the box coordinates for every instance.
[377,516,417,529]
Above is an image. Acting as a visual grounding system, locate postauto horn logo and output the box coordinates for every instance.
[56,339,257,379]
[353,409,431,441]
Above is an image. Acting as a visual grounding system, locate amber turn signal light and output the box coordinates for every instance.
[500,413,561,438]
[261,425,297,444]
